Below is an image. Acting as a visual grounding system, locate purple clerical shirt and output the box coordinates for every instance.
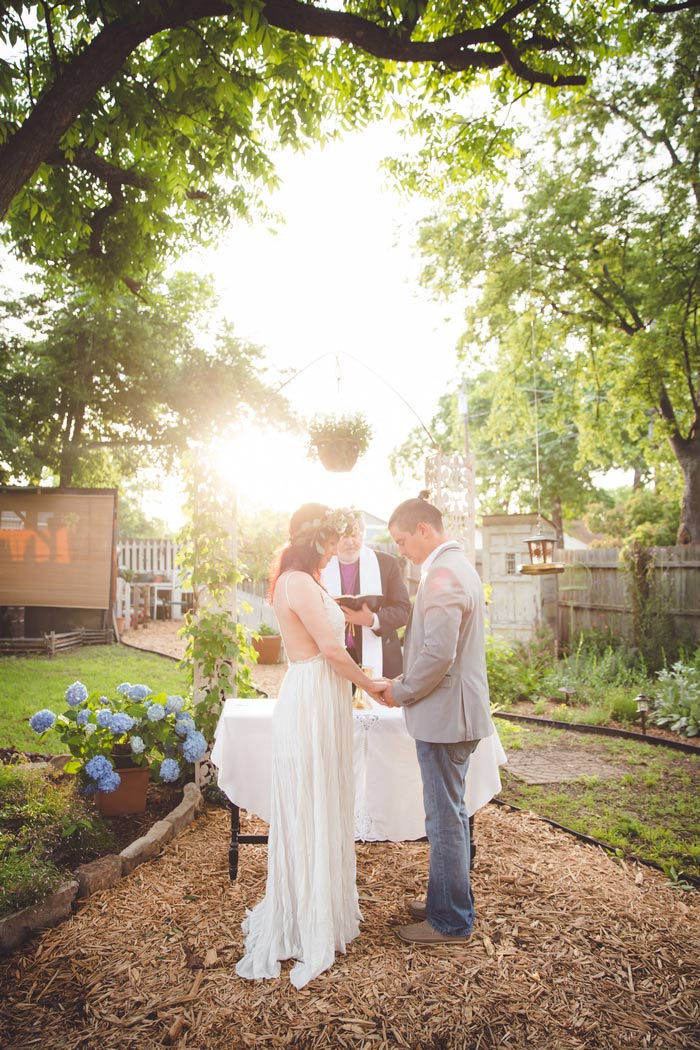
[339,560,359,650]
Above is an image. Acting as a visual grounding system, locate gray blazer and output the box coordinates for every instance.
[392,542,492,744]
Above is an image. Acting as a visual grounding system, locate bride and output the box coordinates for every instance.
[235,503,385,988]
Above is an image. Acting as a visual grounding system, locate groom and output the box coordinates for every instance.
[380,497,492,945]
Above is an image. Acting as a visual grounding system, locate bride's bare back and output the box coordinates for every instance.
[273,570,339,662]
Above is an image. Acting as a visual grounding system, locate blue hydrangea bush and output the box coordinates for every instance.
[30,681,208,796]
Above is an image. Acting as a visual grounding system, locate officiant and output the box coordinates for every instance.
[321,511,411,679]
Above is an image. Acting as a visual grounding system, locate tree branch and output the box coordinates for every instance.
[0,0,588,221]
[648,0,700,11]
[41,1,61,78]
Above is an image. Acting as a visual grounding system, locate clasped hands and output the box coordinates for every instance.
[364,677,400,708]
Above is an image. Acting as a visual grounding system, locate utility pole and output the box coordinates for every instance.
[458,381,476,566]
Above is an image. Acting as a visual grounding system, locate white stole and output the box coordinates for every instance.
[321,547,384,676]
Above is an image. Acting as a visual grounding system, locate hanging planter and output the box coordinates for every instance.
[307,413,373,473]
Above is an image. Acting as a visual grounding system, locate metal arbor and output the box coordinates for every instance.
[424,449,476,566]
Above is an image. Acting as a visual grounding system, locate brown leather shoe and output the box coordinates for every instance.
[408,899,427,920]
[396,920,471,945]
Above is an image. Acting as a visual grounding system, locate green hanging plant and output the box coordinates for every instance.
[306,413,373,472]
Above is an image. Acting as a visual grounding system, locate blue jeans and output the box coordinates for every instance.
[415,738,478,936]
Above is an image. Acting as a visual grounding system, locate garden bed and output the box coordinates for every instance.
[506,698,700,748]
[0,754,186,922]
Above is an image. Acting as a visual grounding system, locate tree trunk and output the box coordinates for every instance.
[550,496,564,546]
[672,430,700,544]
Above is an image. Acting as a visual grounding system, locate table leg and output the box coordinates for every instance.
[228,801,269,880]
[229,801,241,880]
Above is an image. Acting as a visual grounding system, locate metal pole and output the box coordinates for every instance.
[458,381,476,566]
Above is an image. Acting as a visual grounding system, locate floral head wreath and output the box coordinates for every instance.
[290,507,358,555]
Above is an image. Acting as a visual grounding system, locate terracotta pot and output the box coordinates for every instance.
[253,634,282,664]
[315,439,360,472]
[96,765,150,816]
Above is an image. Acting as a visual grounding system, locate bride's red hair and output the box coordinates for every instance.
[268,503,332,600]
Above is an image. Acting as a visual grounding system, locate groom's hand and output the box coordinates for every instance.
[377,679,400,708]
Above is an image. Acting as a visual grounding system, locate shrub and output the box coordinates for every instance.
[28,680,207,796]
[485,629,555,706]
[607,691,639,724]
[0,764,116,916]
[651,661,700,738]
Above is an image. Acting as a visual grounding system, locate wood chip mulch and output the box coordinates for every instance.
[1,802,698,1050]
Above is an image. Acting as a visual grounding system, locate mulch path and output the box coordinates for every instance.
[0,802,698,1049]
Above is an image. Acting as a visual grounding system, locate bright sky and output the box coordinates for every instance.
[152,122,466,528]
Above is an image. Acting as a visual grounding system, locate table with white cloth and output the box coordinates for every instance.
[211,696,507,878]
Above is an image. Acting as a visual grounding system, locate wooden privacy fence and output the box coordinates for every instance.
[557,545,700,647]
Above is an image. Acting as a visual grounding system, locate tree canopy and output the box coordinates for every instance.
[0,272,288,486]
[409,12,700,543]
[0,1,669,290]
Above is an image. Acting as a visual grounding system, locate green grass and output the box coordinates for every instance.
[0,645,189,754]
[497,725,700,881]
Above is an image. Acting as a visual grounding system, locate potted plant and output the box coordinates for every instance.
[29,681,208,815]
[307,412,373,472]
[252,623,282,665]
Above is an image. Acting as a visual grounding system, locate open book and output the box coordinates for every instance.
[334,594,383,613]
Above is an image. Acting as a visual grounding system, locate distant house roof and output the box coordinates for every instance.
[360,510,387,529]
[564,520,603,548]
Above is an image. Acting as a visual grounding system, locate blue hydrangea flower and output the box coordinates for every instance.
[165,695,185,715]
[181,730,208,763]
[147,703,165,722]
[80,782,98,798]
[96,770,121,793]
[109,713,135,735]
[128,684,152,701]
[130,736,146,755]
[30,709,56,734]
[84,723,96,736]
[85,754,114,782]
[96,708,113,728]
[116,682,131,695]
[174,713,194,737]
[65,681,89,707]
[76,709,90,725]
[160,758,180,783]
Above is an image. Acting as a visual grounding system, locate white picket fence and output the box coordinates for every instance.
[116,539,187,628]
[115,540,279,633]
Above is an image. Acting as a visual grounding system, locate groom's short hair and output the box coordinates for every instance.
[389,498,443,534]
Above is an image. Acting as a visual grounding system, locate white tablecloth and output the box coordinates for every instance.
[211,697,507,842]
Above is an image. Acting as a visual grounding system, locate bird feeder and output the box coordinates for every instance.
[518,526,565,575]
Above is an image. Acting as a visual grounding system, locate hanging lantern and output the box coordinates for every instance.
[519,524,565,575]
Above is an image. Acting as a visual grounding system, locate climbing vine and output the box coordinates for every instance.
[176,453,258,746]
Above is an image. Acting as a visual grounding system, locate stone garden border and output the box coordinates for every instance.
[0,782,203,955]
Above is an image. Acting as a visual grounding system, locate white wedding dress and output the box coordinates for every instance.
[235,578,361,988]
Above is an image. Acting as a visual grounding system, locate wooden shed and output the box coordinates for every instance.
[481,513,559,642]
[0,487,118,648]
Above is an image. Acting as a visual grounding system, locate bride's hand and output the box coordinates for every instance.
[365,678,388,703]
